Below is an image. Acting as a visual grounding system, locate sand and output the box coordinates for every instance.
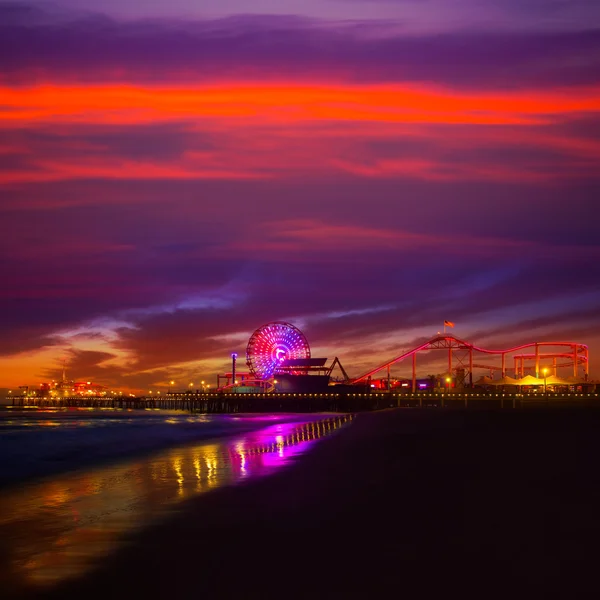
[34,408,600,598]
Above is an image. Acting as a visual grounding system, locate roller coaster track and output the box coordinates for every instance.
[351,334,588,383]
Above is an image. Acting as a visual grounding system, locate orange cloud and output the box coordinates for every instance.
[1,83,599,128]
[2,82,599,185]
[0,158,268,184]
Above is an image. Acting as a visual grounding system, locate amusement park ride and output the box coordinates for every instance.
[217,322,350,393]
[216,321,590,393]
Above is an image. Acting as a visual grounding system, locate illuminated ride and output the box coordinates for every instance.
[351,334,589,390]
[246,322,311,380]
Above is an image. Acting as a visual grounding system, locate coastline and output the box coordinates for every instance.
[32,406,600,599]
[1,412,353,598]
[0,410,341,490]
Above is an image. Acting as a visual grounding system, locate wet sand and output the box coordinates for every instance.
[32,408,600,598]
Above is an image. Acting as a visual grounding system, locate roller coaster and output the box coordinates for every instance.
[351,334,589,388]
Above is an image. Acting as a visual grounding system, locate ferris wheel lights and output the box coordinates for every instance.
[247,322,311,379]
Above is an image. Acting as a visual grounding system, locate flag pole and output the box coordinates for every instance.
[443,322,446,334]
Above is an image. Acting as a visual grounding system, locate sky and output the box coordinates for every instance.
[1,0,600,393]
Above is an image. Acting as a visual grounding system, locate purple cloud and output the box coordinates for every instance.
[1,4,599,89]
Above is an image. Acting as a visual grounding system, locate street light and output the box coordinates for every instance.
[445,377,451,392]
[543,368,548,394]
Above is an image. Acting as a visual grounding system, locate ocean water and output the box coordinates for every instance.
[0,408,352,595]
[0,407,331,487]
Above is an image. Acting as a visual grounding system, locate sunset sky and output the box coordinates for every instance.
[1,0,599,392]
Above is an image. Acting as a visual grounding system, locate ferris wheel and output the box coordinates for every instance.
[246,322,311,379]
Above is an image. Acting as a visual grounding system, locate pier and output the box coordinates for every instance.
[7,390,600,412]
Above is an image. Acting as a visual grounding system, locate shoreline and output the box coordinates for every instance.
[13,406,600,598]
[0,411,342,491]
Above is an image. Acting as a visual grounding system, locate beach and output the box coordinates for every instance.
[7,406,594,599]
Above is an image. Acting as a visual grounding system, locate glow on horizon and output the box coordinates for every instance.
[3,84,599,127]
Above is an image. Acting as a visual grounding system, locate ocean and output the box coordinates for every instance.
[0,407,352,595]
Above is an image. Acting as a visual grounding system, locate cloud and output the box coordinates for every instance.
[32,219,593,379]
[3,230,598,388]
[1,83,599,190]
[1,4,600,89]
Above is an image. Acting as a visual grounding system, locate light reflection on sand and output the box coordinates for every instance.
[0,414,352,593]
